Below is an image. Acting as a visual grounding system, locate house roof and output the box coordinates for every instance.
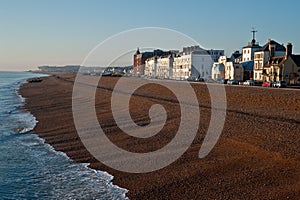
[135,48,140,55]
[235,54,243,60]
[264,56,286,67]
[229,51,242,62]
[241,60,254,71]
[260,40,286,52]
[231,52,242,59]
[290,55,300,66]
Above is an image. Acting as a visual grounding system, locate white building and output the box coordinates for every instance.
[242,39,262,62]
[172,54,192,80]
[156,55,174,79]
[144,56,157,77]
[145,46,222,80]
[144,54,175,79]
[174,47,215,80]
[212,55,244,81]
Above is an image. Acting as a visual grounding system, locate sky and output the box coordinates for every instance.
[1,0,300,71]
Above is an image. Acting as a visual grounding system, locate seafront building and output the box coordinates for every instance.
[253,39,286,81]
[143,46,224,80]
[283,53,300,85]
[211,32,298,83]
[133,29,300,85]
[211,32,260,82]
[211,55,244,81]
[133,48,171,75]
[257,42,300,84]
[242,32,262,62]
[144,53,176,79]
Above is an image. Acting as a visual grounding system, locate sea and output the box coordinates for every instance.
[0,71,128,200]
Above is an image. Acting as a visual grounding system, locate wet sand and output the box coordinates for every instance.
[20,73,300,199]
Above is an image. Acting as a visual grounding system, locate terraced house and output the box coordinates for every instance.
[253,39,286,81]
[255,41,300,85]
[144,46,223,80]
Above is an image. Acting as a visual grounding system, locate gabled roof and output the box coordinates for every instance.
[264,56,286,67]
[290,55,300,66]
[235,54,243,60]
[135,48,140,55]
[241,60,254,71]
[261,40,286,52]
[230,51,242,61]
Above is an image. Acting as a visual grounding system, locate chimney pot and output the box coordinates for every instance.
[286,43,293,58]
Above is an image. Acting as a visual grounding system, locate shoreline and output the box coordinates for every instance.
[17,73,129,198]
[19,73,300,199]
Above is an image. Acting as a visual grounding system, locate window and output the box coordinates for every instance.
[248,50,250,54]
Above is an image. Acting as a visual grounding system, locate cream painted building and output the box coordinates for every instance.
[144,56,157,77]
[145,46,222,80]
[260,42,300,85]
[212,55,244,81]
[254,39,286,81]
[156,55,174,79]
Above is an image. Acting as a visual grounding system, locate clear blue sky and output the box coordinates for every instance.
[1,0,300,71]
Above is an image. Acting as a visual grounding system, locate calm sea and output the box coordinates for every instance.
[0,71,128,199]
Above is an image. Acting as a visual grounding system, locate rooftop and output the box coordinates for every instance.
[264,56,286,67]
[260,39,286,52]
[290,55,300,66]
[241,60,254,71]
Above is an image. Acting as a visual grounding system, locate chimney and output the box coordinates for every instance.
[286,42,292,58]
[268,38,271,44]
[269,39,275,59]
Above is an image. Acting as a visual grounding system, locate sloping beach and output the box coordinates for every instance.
[20,73,300,199]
